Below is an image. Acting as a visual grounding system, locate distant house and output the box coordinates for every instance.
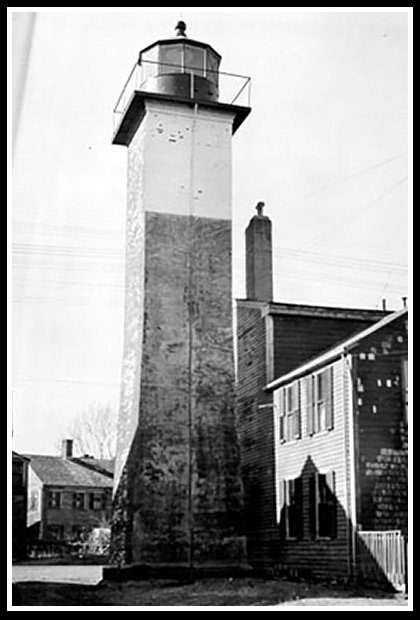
[265,307,408,589]
[12,451,29,560]
[25,440,114,543]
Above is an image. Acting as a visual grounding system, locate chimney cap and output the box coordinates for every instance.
[255,201,265,217]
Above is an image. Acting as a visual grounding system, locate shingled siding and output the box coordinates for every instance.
[352,314,408,536]
[273,359,353,581]
[236,304,278,564]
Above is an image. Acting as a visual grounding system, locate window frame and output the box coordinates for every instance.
[72,492,85,511]
[47,490,61,509]
[89,492,103,511]
[279,476,303,540]
[307,366,334,436]
[277,380,301,443]
[309,471,337,540]
[48,524,64,540]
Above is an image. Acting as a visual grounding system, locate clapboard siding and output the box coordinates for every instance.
[273,358,353,580]
[236,304,278,562]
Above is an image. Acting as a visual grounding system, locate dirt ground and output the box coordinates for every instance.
[11,565,409,608]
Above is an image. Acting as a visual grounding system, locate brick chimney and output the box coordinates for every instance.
[61,439,73,459]
[245,202,273,301]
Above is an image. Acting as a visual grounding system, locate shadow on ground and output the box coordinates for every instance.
[13,578,407,607]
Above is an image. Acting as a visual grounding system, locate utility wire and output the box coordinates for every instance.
[276,151,407,213]
[308,175,408,247]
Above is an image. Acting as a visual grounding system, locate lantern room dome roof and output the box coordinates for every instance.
[138,21,221,64]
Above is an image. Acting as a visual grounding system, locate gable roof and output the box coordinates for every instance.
[265,306,408,392]
[24,454,113,488]
[71,456,114,478]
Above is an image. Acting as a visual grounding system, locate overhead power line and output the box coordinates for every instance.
[308,175,408,247]
[276,151,407,213]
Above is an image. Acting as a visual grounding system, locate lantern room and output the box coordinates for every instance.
[138,21,221,102]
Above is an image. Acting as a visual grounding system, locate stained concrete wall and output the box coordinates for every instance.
[112,99,246,567]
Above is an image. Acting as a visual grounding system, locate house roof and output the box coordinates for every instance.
[265,306,408,392]
[236,298,389,322]
[24,454,114,489]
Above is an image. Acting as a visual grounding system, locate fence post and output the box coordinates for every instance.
[404,536,408,595]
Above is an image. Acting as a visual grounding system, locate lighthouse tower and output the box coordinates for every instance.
[111,22,251,572]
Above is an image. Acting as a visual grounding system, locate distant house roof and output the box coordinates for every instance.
[71,456,114,478]
[265,307,408,392]
[24,454,114,488]
[12,451,30,462]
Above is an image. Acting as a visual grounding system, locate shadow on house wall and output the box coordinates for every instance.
[275,455,407,592]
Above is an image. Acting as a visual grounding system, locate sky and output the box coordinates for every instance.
[10,9,411,455]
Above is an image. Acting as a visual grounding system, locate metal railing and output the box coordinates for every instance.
[113,60,251,132]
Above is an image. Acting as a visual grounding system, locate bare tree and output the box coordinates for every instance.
[67,402,117,459]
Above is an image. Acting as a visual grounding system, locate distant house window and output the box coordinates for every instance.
[89,493,103,511]
[279,477,303,540]
[73,493,85,510]
[72,525,87,541]
[47,490,61,509]
[276,381,301,443]
[307,367,334,436]
[48,524,64,540]
[29,491,38,511]
[309,471,337,539]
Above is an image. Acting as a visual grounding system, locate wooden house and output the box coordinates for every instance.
[235,208,390,566]
[265,307,408,589]
[26,440,114,544]
[12,452,29,560]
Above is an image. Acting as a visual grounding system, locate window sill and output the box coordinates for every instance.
[308,429,334,439]
[279,438,301,446]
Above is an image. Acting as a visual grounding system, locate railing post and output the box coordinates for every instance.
[190,72,194,99]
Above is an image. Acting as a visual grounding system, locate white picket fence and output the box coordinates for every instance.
[357,530,406,591]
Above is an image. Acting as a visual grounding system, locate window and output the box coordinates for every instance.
[159,44,183,74]
[280,477,303,539]
[307,367,334,435]
[184,45,205,76]
[72,526,87,541]
[29,491,38,511]
[309,471,337,539]
[89,493,103,511]
[276,381,301,443]
[48,524,64,540]
[47,490,61,509]
[72,493,85,510]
